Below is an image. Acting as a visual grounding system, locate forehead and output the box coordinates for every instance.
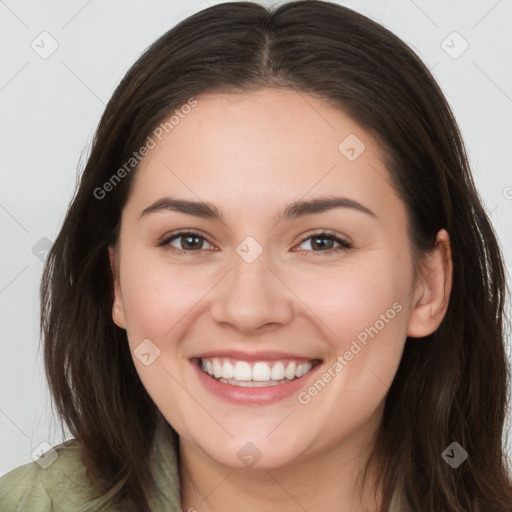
[126,88,402,223]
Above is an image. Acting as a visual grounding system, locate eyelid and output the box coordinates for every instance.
[158,229,352,254]
[158,229,216,250]
[293,230,352,252]
[299,229,351,244]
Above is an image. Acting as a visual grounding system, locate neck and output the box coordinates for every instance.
[179,410,383,512]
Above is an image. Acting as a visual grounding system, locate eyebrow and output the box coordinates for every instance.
[138,196,377,223]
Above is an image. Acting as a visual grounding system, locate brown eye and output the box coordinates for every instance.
[160,231,214,253]
[177,234,204,250]
[296,232,351,253]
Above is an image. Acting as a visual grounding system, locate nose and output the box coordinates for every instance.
[210,250,294,334]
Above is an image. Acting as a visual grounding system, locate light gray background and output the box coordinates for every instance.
[1,0,511,476]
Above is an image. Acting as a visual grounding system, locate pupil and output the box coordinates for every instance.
[183,235,201,250]
[312,236,332,250]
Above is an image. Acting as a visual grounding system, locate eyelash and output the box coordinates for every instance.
[158,230,352,256]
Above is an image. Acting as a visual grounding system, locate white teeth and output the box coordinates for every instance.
[199,357,316,385]
[212,359,223,378]
[252,362,271,381]
[296,361,313,378]
[285,361,296,380]
[218,377,283,387]
[222,361,234,379]
[233,361,252,381]
[270,362,285,381]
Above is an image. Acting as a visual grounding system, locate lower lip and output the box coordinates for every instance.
[191,359,322,406]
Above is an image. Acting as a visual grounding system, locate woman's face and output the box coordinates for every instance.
[110,88,442,470]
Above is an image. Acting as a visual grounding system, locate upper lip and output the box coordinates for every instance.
[191,350,322,363]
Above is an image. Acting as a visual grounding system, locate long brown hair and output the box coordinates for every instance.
[41,1,512,510]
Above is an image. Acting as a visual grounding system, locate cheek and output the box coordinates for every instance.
[286,263,410,439]
[289,253,412,396]
[289,256,411,341]
[116,253,206,425]
[119,252,218,342]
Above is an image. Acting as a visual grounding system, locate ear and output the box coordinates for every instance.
[109,245,127,329]
[406,229,453,338]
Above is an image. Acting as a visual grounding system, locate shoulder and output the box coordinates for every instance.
[0,439,120,511]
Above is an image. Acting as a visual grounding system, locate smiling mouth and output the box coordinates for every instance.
[196,357,322,387]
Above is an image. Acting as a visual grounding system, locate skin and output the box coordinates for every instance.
[109,88,452,512]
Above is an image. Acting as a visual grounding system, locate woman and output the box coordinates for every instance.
[1,1,511,511]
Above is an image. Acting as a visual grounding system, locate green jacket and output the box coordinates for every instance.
[0,419,402,511]
[0,418,181,511]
